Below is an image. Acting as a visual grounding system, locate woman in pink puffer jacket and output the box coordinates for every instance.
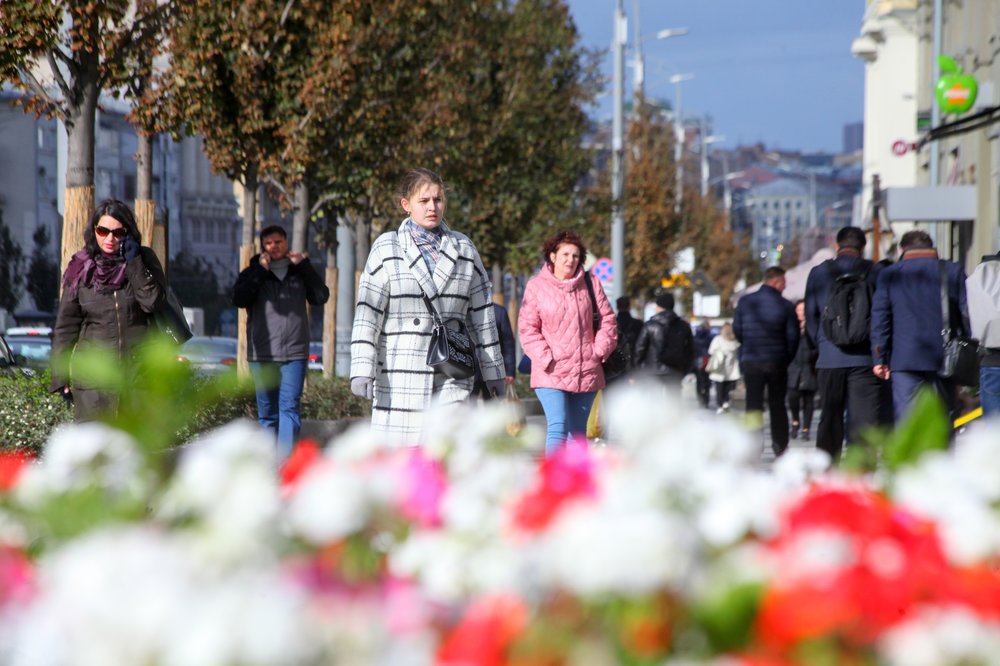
[518,230,617,454]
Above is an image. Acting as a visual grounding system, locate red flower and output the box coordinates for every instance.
[511,441,597,533]
[756,484,952,648]
[0,450,33,491]
[279,439,321,489]
[436,595,528,666]
[0,546,33,607]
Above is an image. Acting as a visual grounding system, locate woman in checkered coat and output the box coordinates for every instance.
[350,169,506,441]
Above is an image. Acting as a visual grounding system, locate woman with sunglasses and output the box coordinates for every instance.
[51,198,167,420]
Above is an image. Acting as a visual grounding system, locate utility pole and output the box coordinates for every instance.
[610,0,626,301]
[671,73,694,214]
[929,0,943,251]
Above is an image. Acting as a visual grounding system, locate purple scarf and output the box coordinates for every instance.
[62,249,127,298]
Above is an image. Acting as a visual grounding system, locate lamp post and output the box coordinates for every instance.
[670,73,694,214]
[610,0,626,301]
[699,117,724,197]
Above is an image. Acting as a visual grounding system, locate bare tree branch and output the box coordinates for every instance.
[260,0,297,63]
[45,50,73,101]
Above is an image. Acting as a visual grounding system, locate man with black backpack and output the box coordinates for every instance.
[634,292,694,393]
[804,226,886,462]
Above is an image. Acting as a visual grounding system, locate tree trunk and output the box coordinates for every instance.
[59,60,99,279]
[292,181,308,254]
[134,132,159,268]
[237,164,259,378]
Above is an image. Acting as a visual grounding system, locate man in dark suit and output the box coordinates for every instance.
[733,266,799,456]
[474,302,516,399]
[804,226,886,461]
[871,230,969,421]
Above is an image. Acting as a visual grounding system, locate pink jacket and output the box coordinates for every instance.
[518,265,617,392]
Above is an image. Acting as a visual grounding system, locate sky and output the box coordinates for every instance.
[564,0,866,154]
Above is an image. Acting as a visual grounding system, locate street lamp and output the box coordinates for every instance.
[670,73,694,214]
[611,0,626,302]
[699,123,724,197]
[632,27,689,97]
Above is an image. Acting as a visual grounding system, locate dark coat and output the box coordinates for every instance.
[233,255,330,362]
[733,284,799,365]
[51,247,167,418]
[616,310,643,365]
[476,303,516,388]
[693,323,716,370]
[787,329,818,391]
[804,253,883,368]
[634,310,693,375]
[870,251,969,372]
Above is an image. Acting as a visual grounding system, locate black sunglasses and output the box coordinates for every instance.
[95,226,128,239]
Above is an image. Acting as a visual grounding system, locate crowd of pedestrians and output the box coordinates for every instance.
[49,188,995,466]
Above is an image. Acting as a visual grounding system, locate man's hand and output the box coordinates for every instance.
[288,252,306,265]
[504,375,515,384]
[259,252,271,270]
[350,376,374,400]
[873,364,891,380]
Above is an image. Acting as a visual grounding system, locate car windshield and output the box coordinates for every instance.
[181,338,237,357]
[5,336,52,365]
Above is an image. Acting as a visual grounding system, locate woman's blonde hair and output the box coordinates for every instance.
[398,168,447,201]
[720,322,736,340]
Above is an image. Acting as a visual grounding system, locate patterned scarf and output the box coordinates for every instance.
[62,249,127,298]
[407,219,444,273]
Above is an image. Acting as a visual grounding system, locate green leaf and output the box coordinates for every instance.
[692,581,763,652]
[938,54,959,74]
[882,387,951,471]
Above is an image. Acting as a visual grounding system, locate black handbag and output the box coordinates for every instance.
[422,295,475,380]
[152,286,194,345]
[583,273,629,381]
[938,261,979,386]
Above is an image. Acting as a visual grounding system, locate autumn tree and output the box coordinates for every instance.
[0,1,173,275]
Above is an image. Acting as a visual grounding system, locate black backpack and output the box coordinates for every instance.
[821,260,873,346]
[658,316,694,372]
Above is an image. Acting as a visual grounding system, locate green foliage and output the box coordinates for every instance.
[0,208,26,312]
[0,370,73,453]
[691,581,763,653]
[26,226,59,314]
[2,341,370,453]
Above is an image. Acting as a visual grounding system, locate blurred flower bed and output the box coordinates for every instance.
[0,364,999,665]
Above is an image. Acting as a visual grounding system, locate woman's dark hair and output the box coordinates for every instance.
[541,230,587,269]
[397,168,447,201]
[83,198,141,256]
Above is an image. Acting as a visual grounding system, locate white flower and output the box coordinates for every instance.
[158,421,281,563]
[878,606,1000,666]
[0,526,316,666]
[284,461,370,544]
[14,422,146,508]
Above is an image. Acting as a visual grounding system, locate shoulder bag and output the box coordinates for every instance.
[938,261,979,386]
[583,272,629,381]
[422,295,476,380]
[152,286,194,345]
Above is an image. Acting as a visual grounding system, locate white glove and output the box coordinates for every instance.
[485,379,506,399]
[350,376,374,400]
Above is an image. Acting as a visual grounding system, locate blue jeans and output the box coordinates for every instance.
[534,388,597,455]
[250,360,307,461]
[980,367,1000,417]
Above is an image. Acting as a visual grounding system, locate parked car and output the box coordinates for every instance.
[2,327,53,370]
[309,341,324,372]
[177,336,238,375]
[0,333,35,377]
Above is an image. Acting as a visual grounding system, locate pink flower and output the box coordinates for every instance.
[398,449,446,529]
[512,439,597,533]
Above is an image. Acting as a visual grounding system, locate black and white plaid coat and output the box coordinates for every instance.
[351,220,504,439]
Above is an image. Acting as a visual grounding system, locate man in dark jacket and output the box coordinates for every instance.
[634,292,694,392]
[733,266,799,456]
[615,295,644,366]
[871,230,969,422]
[804,226,886,461]
[233,225,330,461]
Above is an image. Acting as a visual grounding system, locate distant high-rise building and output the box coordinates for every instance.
[843,122,864,153]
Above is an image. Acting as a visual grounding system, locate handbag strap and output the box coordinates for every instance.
[582,271,600,333]
[939,260,952,342]
[421,294,444,327]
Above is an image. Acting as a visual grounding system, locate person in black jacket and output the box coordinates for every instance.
[615,296,644,370]
[786,300,817,440]
[733,266,799,456]
[634,292,694,393]
[51,198,167,420]
[233,225,330,461]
